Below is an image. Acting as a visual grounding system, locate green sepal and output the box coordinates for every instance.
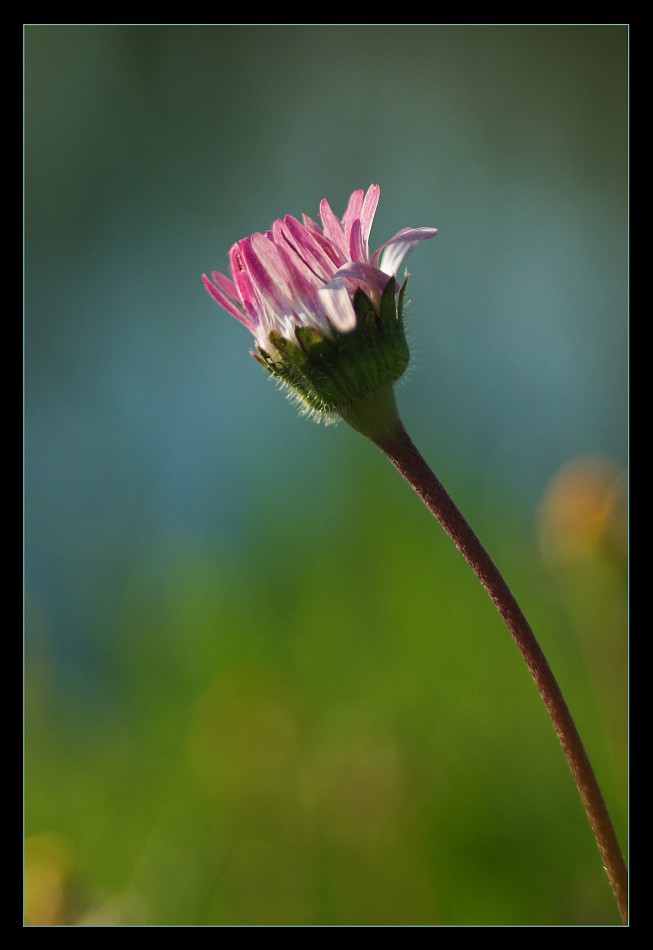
[267,331,305,368]
[295,325,328,353]
[397,275,409,322]
[378,276,399,330]
[353,287,379,330]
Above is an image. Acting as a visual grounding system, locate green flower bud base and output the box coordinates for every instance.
[254,277,409,441]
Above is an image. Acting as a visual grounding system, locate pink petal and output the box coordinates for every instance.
[348,218,366,263]
[319,198,348,261]
[240,236,281,303]
[271,220,322,300]
[202,273,253,330]
[359,185,380,251]
[229,243,262,328]
[301,213,322,235]
[281,215,336,282]
[250,231,296,305]
[211,270,239,300]
[306,226,343,268]
[341,189,364,239]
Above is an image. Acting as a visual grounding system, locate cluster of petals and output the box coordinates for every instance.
[203,185,437,348]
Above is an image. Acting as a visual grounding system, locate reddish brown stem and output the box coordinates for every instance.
[376,420,628,924]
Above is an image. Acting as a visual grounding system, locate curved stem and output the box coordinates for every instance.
[375,420,628,924]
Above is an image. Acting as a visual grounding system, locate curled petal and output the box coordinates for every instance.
[374,227,438,275]
[332,261,394,295]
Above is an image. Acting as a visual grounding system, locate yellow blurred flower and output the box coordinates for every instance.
[537,456,627,569]
[24,833,76,926]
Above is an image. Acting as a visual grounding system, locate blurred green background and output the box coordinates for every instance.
[25,25,627,925]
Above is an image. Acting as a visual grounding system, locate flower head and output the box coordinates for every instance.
[203,185,436,437]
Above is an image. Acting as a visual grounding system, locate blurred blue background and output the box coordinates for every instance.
[25,25,627,926]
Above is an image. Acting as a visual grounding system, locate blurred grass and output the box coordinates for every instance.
[25,446,627,926]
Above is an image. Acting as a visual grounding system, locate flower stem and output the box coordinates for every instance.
[374,419,628,924]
